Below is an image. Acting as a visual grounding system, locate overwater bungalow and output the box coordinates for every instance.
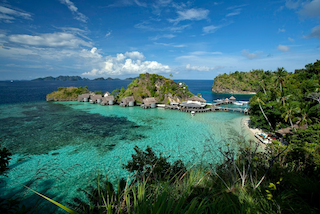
[179,96,209,113]
[229,96,236,101]
[90,95,103,104]
[78,93,90,102]
[120,96,135,107]
[101,95,115,105]
[187,96,206,103]
[104,91,111,97]
[142,97,157,108]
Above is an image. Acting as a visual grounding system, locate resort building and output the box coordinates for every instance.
[142,97,157,108]
[90,95,103,104]
[101,95,115,105]
[120,96,135,107]
[78,93,90,102]
[179,96,208,112]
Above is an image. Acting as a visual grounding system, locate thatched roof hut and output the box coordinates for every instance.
[78,93,90,102]
[104,91,111,97]
[90,95,102,101]
[120,96,135,107]
[187,96,206,103]
[143,97,157,107]
[276,124,308,136]
[224,98,229,102]
[104,95,114,101]
[229,96,236,100]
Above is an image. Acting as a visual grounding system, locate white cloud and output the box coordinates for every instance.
[226,8,241,17]
[288,37,295,42]
[298,0,320,18]
[150,34,176,40]
[285,0,301,9]
[59,0,88,23]
[168,8,209,24]
[105,31,111,37]
[186,64,221,72]
[278,28,286,33]
[241,49,261,59]
[154,42,186,48]
[305,24,320,39]
[8,32,92,48]
[277,45,290,52]
[203,25,220,34]
[0,5,32,22]
[82,51,171,76]
[173,44,186,48]
[189,51,222,55]
[125,51,145,60]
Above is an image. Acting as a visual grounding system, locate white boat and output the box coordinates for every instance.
[11,80,13,83]
[239,101,249,105]
[254,133,272,144]
[233,101,243,105]
[191,111,195,116]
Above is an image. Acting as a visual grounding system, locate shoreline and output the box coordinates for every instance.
[242,117,267,148]
[212,91,256,95]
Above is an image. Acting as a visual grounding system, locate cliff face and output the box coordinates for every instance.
[116,73,194,103]
[212,70,263,94]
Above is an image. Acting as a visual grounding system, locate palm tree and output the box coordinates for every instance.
[297,104,311,128]
[276,94,291,108]
[275,67,287,94]
[281,103,300,131]
[252,96,274,132]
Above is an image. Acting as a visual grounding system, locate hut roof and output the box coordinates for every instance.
[121,96,135,104]
[229,96,236,100]
[224,98,229,102]
[81,93,90,98]
[188,96,206,103]
[276,124,308,136]
[143,97,157,106]
[276,127,292,135]
[90,95,102,101]
[103,96,114,101]
[104,91,111,97]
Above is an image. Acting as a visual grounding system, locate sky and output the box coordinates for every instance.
[0,0,319,80]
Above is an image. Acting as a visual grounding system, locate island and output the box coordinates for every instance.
[212,70,264,94]
[33,75,125,81]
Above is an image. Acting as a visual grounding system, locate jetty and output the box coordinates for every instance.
[75,93,249,115]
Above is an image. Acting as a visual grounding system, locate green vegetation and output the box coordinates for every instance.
[32,75,89,81]
[46,86,89,101]
[113,73,193,103]
[212,69,268,93]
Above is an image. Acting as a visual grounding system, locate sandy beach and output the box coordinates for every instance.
[241,117,268,149]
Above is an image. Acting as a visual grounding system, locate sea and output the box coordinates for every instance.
[0,80,254,212]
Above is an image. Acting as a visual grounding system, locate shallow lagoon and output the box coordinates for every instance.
[0,101,253,212]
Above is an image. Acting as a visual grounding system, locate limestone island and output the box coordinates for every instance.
[211,70,264,94]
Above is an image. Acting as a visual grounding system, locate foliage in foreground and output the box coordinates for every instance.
[67,142,320,214]
[2,137,320,213]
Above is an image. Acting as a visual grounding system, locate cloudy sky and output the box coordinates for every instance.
[0,0,319,80]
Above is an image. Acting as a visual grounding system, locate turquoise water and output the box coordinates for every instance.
[0,101,253,212]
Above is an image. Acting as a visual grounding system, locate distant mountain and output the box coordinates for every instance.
[32,75,89,81]
[93,77,106,80]
[93,77,121,80]
[125,77,138,80]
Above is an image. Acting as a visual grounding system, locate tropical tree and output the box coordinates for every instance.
[251,95,274,131]
[275,67,287,94]
[281,103,300,131]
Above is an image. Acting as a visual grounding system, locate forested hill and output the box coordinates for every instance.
[112,73,194,103]
[212,70,267,94]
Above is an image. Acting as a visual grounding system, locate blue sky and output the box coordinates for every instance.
[0,0,319,80]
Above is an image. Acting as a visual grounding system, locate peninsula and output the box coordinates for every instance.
[212,70,265,94]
